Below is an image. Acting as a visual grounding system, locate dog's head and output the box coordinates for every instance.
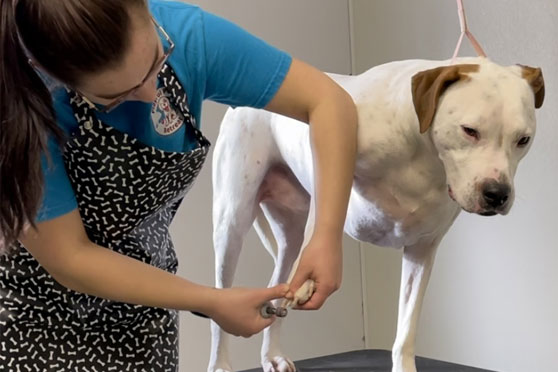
[412,59,544,216]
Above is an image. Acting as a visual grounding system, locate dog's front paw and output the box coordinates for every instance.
[293,279,315,306]
[262,355,296,372]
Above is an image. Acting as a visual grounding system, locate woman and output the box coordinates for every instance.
[0,0,357,369]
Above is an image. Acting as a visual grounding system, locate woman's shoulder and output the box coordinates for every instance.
[148,0,201,12]
[149,0,204,26]
[51,87,78,135]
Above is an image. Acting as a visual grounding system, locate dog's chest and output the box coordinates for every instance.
[344,162,458,248]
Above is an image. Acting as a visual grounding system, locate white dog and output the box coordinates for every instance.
[208,57,545,372]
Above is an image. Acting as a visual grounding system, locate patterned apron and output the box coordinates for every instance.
[0,63,210,371]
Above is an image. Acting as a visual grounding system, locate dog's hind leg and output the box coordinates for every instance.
[256,205,307,372]
[391,235,443,372]
[208,109,274,372]
[208,185,261,372]
[254,165,311,372]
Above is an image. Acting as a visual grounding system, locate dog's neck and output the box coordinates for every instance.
[352,90,446,186]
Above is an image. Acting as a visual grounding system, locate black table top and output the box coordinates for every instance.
[240,349,497,372]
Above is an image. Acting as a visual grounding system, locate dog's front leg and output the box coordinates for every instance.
[391,235,442,372]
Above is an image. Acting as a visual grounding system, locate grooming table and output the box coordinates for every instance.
[240,349,497,372]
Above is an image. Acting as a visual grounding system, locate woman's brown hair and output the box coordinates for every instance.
[0,0,146,254]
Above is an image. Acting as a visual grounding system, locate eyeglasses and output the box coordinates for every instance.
[80,16,175,113]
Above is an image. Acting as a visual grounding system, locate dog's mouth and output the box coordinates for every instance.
[448,185,503,216]
[447,185,456,201]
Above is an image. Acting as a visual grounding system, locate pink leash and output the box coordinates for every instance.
[451,0,487,64]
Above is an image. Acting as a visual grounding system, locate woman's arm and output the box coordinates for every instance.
[264,58,358,310]
[20,209,288,337]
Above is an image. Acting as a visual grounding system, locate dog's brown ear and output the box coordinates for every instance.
[518,64,545,109]
[412,64,479,133]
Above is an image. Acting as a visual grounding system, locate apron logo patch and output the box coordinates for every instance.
[151,88,185,136]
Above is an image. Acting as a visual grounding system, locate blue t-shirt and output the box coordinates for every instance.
[36,0,292,222]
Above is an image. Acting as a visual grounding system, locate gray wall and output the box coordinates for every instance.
[170,2,364,371]
[352,1,558,372]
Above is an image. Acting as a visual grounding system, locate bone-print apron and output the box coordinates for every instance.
[0,63,210,371]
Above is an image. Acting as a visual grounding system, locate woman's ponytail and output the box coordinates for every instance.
[0,0,63,255]
[1,0,147,255]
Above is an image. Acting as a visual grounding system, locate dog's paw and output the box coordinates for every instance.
[208,368,232,372]
[392,358,417,372]
[392,367,417,372]
[293,279,315,306]
[262,355,296,372]
[207,363,233,372]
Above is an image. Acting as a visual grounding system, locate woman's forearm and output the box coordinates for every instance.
[309,85,358,240]
[54,241,216,313]
[262,58,358,241]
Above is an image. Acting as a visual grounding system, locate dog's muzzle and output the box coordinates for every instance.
[480,180,511,215]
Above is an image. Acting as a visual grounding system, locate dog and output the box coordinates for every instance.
[207,57,545,372]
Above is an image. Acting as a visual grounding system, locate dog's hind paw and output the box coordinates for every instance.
[262,355,296,372]
[392,357,417,372]
[207,362,233,372]
[208,367,232,372]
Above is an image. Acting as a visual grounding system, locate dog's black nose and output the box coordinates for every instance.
[482,181,511,208]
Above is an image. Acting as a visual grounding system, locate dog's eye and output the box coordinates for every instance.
[518,136,531,147]
[461,126,479,140]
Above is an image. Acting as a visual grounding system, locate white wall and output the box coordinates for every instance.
[170,2,365,371]
[352,1,558,372]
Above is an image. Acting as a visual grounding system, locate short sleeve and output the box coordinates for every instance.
[35,89,79,223]
[200,10,292,108]
[35,136,78,223]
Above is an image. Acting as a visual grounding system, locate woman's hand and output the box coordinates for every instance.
[288,232,343,310]
[206,284,290,338]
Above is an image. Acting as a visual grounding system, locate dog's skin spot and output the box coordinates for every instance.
[256,160,261,165]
